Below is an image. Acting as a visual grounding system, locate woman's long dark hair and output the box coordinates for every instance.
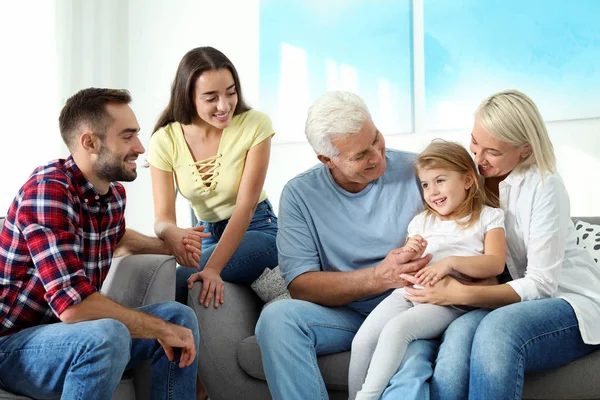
[153,47,250,133]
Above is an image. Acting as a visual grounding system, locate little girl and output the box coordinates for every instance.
[348,140,507,400]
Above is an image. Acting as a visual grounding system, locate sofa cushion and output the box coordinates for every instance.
[237,335,350,391]
[250,266,291,305]
[522,348,600,399]
[238,334,600,399]
[574,219,600,264]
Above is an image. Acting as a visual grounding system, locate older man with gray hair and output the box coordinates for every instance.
[255,91,437,399]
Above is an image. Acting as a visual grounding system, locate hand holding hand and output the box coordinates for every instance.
[187,268,225,308]
[164,225,211,268]
[415,257,454,286]
[158,323,197,368]
[375,248,433,290]
[402,235,427,260]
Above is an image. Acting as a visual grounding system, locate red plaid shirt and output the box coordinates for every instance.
[0,156,126,335]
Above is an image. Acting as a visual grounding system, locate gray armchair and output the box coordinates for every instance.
[0,215,176,400]
[190,217,600,400]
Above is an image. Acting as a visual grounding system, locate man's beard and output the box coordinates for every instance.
[95,145,137,182]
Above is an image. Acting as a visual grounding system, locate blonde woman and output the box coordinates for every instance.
[397,90,600,400]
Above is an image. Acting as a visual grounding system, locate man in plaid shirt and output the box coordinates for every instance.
[0,88,209,399]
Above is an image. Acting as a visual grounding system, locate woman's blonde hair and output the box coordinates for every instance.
[476,89,556,175]
[415,140,487,228]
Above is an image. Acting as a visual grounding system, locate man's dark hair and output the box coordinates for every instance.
[58,88,132,149]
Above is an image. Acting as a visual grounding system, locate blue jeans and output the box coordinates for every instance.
[255,298,439,400]
[256,299,365,400]
[380,340,438,400]
[431,309,488,400]
[430,299,600,400]
[176,199,278,304]
[0,302,199,400]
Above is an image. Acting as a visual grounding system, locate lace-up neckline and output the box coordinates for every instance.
[190,153,222,193]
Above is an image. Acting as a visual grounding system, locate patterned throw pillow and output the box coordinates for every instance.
[251,266,291,305]
[574,220,600,264]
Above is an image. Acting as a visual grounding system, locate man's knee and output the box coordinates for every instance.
[83,319,131,366]
[154,301,199,334]
[256,299,302,345]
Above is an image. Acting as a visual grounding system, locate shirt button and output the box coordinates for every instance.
[95,195,99,200]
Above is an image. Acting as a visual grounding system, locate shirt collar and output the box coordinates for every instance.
[64,156,116,206]
[500,166,531,187]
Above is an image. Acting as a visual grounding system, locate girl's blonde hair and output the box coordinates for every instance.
[476,89,556,175]
[415,140,487,228]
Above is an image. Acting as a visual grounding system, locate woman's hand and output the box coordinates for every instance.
[415,257,454,286]
[402,235,428,260]
[401,274,465,306]
[163,225,210,268]
[187,268,225,308]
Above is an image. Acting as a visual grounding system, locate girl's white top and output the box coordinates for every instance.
[407,206,505,273]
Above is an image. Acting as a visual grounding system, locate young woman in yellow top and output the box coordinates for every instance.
[149,47,278,310]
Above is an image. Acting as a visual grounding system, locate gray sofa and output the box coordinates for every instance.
[0,216,177,400]
[190,216,600,400]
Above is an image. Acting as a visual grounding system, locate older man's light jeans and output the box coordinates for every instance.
[256,298,440,400]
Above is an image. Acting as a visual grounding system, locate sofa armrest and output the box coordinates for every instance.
[101,254,176,308]
[100,254,175,400]
[190,281,270,400]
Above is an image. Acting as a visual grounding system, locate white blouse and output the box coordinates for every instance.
[501,166,600,344]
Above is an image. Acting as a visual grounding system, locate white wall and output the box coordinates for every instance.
[0,0,129,215]
[0,1,62,213]
[2,0,599,231]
